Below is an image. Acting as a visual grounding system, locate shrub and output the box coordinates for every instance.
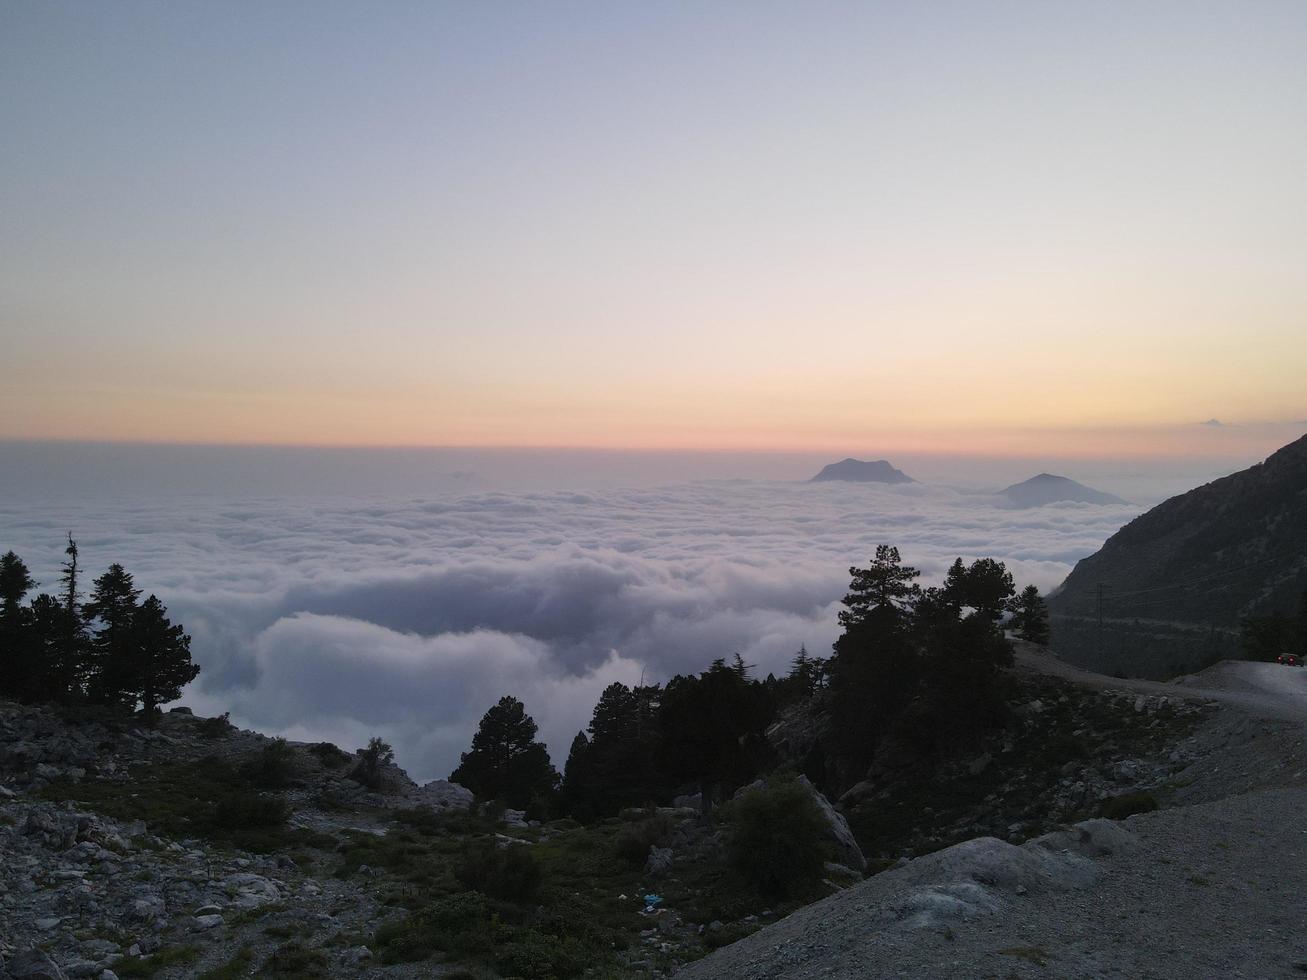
[455,841,543,904]
[197,712,233,739]
[308,741,351,768]
[1099,791,1159,820]
[725,780,828,900]
[494,930,589,980]
[613,811,675,867]
[374,892,496,964]
[350,736,395,790]
[213,791,289,830]
[244,738,296,789]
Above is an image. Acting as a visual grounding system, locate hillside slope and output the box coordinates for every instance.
[1047,433,1307,675]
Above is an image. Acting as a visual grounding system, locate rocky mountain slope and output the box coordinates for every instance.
[809,459,915,484]
[998,473,1126,508]
[0,644,1229,980]
[1048,433,1307,676]
[0,702,868,980]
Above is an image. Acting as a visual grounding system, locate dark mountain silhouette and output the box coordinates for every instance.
[1000,473,1126,508]
[1048,433,1307,677]
[809,458,914,484]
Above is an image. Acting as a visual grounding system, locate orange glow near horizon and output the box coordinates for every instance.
[4,4,1306,458]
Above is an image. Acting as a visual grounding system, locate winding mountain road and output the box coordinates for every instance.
[1015,643,1307,723]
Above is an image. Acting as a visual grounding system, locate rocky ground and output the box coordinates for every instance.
[677,654,1307,979]
[0,648,1257,980]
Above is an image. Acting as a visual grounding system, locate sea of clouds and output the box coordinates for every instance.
[0,469,1149,782]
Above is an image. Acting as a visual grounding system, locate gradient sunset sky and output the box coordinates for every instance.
[3,2,1305,457]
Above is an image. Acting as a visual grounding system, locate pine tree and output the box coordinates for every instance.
[837,545,922,632]
[0,552,36,698]
[961,558,1016,622]
[659,660,772,816]
[27,594,65,701]
[1009,585,1050,645]
[54,535,89,700]
[560,731,594,819]
[450,696,559,808]
[131,594,200,716]
[85,564,142,705]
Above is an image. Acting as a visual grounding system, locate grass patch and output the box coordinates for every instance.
[197,947,255,980]
[35,757,337,854]
[113,945,201,977]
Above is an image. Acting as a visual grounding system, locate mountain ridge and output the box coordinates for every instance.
[999,473,1127,507]
[809,458,915,484]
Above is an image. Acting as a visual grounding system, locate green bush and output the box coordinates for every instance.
[243,738,296,789]
[213,791,289,830]
[308,741,351,768]
[197,712,233,739]
[455,841,542,904]
[494,930,589,980]
[1099,791,1159,820]
[613,811,675,866]
[374,892,497,964]
[725,780,828,900]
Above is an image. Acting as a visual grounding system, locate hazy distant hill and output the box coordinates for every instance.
[809,458,914,484]
[1049,433,1307,676]
[1000,473,1126,508]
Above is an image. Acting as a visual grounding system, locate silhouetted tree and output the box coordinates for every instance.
[130,594,200,715]
[784,645,827,701]
[828,549,1018,782]
[53,535,89,700]
[1009,585,1050,645]
[85,563,141,705]
[579,681,662,815]
[944,557,1016,622]
[560,731,595,820]
[27,593,66,700]
[659,659,773,817]
[837,545,921,632]
[827,547,923,772]
[451,696,559,809]
[0,552,35,698]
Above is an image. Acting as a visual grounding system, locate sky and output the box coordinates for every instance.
[3,1,1306,455]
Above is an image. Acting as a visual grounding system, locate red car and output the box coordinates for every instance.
[1277,653,1301,666]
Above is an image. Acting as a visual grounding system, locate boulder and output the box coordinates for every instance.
[795,776,866,872]
[645,846,674,877]
[221,873,281,909]
[412,779,474,811]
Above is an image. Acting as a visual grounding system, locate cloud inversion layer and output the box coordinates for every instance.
[0,480,1138,780]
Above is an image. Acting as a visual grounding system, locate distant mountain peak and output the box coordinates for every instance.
[810,458,915,484]
[1000,473,1126,507]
